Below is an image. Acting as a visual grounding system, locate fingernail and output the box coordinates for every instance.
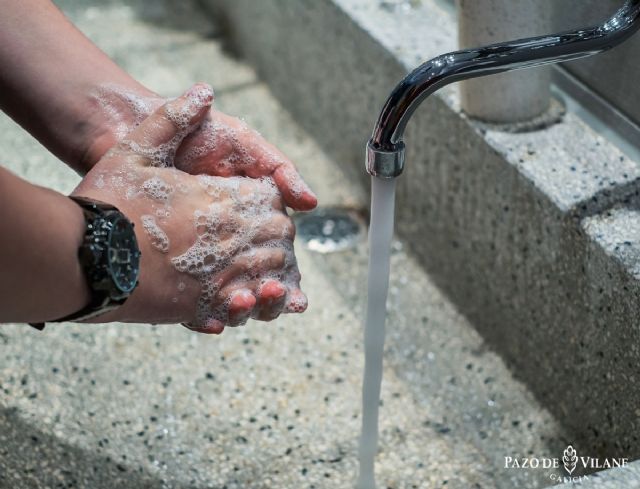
[182,83,214,118]
[203,317,225,334]
[186,83,214,102]
[285,290,308,313]
[293,179,318,210]
[181,318,224,335]
[225,289,253,327]
[259,280,287,304]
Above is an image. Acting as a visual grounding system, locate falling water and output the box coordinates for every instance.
[356,176,397,489]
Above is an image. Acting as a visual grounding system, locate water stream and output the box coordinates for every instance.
[356,176,397,489]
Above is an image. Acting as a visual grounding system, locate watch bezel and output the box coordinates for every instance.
[106,213,141,295]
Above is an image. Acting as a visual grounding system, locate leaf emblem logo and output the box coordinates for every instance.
[563,445,578,475]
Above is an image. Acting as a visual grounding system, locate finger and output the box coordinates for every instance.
[242,143,317,211]
[182,288,257,332]
[211,248,286,291]
[122,83,214,166]
[272,163,318,211]
[217,277,300,325]
[254,279,288,321]
[175,111,317,211]
[225,288,256,326]
[283,287,308,313]
[252,213,296,244]
[181,317,225,335]
[229,123,316,211]
[174,119,233,174]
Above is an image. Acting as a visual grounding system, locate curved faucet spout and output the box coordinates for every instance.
[367,0,640,178]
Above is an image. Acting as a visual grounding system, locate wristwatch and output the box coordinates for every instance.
[29,196,141,330]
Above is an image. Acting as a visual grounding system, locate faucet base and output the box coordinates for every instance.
[365,140,405,178]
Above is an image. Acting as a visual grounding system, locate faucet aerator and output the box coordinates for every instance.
[366,140,405,178]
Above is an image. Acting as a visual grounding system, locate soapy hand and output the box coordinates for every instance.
[174,109,318,211]
[73,84,307,333]
[86,86,317,211]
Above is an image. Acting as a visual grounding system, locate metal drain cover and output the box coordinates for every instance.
[293,206,366,253]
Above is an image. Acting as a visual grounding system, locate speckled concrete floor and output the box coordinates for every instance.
[0,1,568,487]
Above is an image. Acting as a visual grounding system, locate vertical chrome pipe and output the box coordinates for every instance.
[366,0,640,178]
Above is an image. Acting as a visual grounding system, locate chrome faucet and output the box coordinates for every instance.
[366,0,640,179]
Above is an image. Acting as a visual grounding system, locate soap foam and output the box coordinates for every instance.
[92,84,159,140]
[170,176,299,328]
[177,118,258,176]
[92,84,303,328]
[141,215,170,253]
[93,84,214,168]
[142,176,174,202]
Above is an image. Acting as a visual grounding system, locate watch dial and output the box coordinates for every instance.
[108,216,141,293]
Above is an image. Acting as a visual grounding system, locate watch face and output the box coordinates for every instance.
[107,216,141,293]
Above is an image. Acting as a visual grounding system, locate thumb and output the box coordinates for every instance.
[121,83,213,166]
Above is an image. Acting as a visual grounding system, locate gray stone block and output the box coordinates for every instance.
[205,0,640,460]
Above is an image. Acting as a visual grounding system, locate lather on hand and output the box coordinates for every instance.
[0,0,317,319]
[73,84,307,334]
[85,86,318,212]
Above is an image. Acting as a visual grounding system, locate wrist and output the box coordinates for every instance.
[48,195,93,319]
[0,168,91,322]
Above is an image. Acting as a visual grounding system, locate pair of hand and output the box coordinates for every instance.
[74,84,315,333]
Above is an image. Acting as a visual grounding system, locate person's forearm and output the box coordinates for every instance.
[0,0,155,173]
[0,166,90,322]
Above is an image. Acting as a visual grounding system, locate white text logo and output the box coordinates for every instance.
[504,445,628,485]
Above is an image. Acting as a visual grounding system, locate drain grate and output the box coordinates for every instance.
[293,206,367,253]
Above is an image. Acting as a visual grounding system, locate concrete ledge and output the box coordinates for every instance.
[205,0,640,461]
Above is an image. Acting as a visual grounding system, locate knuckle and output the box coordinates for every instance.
[162,104,188,131]
[264,249,285,269]
[232,255,251,273]
[274,249,287,267]
[275,214,295,238]
[271,195,285,210]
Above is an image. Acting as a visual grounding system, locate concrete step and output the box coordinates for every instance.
[0,0,571,487]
